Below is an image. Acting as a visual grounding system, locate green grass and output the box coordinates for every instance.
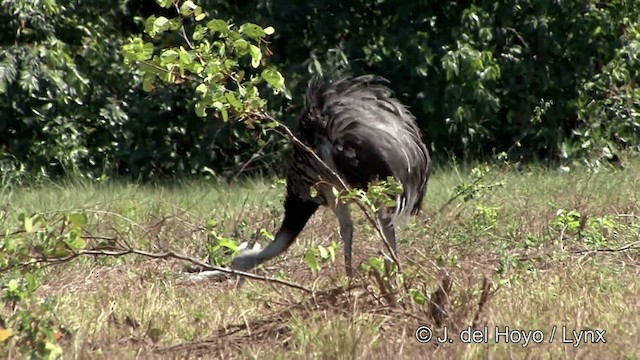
[1,160,640,359]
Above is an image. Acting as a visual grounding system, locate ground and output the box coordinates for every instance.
[1,160,639,359]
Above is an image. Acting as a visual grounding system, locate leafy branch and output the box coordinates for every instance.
[122,0,286,125]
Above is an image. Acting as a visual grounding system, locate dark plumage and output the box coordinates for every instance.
[231,75,431,276]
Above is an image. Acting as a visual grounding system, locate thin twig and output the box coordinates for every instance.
[437,164,500,214]
[572,240,640,254]
[494,239,640,264]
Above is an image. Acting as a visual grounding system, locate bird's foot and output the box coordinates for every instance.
[230,242,264,272]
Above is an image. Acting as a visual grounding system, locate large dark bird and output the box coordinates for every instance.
[231,75,431,276]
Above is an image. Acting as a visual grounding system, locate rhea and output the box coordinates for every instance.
[231,75,431,276]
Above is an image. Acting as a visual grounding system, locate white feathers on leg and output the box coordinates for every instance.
[230,229,297,272]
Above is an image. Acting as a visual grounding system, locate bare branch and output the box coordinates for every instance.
[3,247,312,293]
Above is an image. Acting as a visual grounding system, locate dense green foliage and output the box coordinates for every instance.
[1,0,639,181]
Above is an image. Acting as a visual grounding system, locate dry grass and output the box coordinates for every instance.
[2,160,640,359]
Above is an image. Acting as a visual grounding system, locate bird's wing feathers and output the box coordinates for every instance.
[302,75,431,220]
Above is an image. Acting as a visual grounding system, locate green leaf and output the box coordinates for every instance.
[263,26,275,35]
[220,107,228,121]
[65,230,87,250]
[249,44,262,68]
[206,19,229,34]
[240,23,266,40]
[178,46,192,65]
[180,1,197,16]
[410,288,426,305]
[233,39,249,53]
[224,92,242,110]
[168,18,182,31]
[259,228,274,241]
[193,26,205,41]
[195,101,207,117]
[25,272,38,292]
[160,49,179,64]
[195,83,208,95]
[195,13,206,22]
[44,342,63,358]
[7,279,18,292]
[144,16,158,35]
[368,257,384,272]
[133,42,155,61]
[68,212,88,228]
[260,68,284,91]
[156,0,173,8]
[216,238,238,251]
[143,76,154,92]
[304,249,319,271]
[153,16,170,34]
[23,216,33,233]
[318,245,328,260]
[331,186,340,198]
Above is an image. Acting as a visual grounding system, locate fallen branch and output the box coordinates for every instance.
[2,247,312,293]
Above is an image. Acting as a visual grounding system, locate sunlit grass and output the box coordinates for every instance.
[1,159,639,358]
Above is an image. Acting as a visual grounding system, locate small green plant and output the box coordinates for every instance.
[204,220,240,266]
[552,209,582,233]
[530,98,554,127]
[1,212,89,270]
[0,211,94,359]
[582,216,615,248]
[471,204,500,235]
[311,176,404,215]
[304,241,338,273]
[409,288,427,305]
[551,209,617,249]
[359,256,403,307]
[443,162,507,212]
[495,254,521,276]
[271,177,287,190]
[522,234,541,250]
[359,256,386,274]
[1,276,63,359]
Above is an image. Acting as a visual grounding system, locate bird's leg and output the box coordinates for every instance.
[333,203,354,277]
[231,193,319,272]
[377,209,397,260]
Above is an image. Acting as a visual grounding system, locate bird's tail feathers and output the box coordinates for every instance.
[386,184,417,226]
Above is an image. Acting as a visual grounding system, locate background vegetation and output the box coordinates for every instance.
[2,0,639,183]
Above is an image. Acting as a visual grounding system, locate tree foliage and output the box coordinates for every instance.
[1,0,639,182]
[243,0,640,163]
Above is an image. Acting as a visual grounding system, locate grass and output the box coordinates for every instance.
[1,160,640,359]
